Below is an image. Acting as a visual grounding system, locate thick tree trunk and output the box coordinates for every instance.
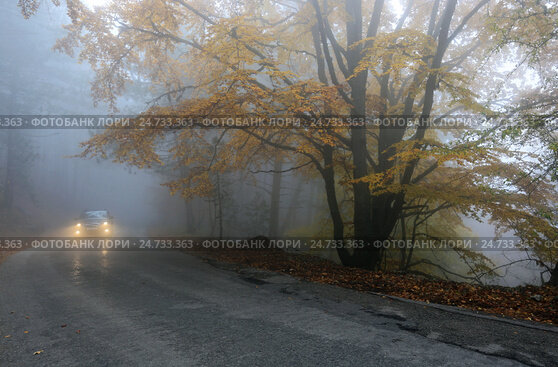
[320,145,348,263]
[345,0,383,269]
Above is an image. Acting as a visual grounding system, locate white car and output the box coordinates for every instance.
[74,210,113,236]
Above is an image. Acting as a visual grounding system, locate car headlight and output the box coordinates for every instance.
[104,228,109,233]
[103,221,108,225]
[76,223,81,227]
[75,230,80,234]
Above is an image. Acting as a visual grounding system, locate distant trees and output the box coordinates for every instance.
[0,129,38,232]
[487,0,558,285]
[0,35,37,230]
[21,0,558,278]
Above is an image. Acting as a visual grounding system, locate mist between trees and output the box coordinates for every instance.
[1,0,557,287]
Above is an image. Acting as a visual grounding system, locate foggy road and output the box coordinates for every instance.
[0,250,556,367]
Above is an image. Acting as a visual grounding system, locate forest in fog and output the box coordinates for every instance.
[1,0,557,288]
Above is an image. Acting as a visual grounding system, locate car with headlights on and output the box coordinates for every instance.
[74,210,113,236]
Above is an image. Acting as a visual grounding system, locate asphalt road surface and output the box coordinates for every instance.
[1,250,556,366]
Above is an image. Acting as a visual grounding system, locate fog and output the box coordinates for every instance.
[0,3,325,237]
[0,1,554,287]
[0,4,184,236]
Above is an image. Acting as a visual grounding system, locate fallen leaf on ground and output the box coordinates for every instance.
[61,324,67,328]
[4,335,11,338]
[33,350,43,355]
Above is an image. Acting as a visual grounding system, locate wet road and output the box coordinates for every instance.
[0,250,555,366]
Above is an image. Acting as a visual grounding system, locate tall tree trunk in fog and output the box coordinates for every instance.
[215,172,223,238]
[307,178,318,226]
[268,155,283,237]
[184,199,195,234]
[180,166,197,235]
[344,0,382,269]
[280,178,303,234]
[2,72,18,218]
[320,145,348,263]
